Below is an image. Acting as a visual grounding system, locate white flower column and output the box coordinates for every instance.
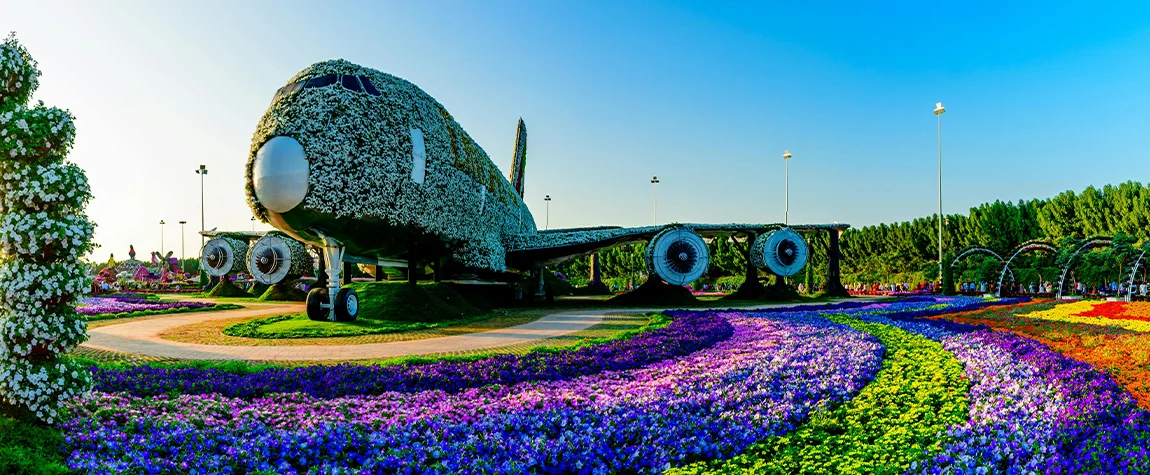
[0,34,95,422]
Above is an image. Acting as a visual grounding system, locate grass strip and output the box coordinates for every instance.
[79,313,666,373]
[83,303,244,322]
[668,314,969,475]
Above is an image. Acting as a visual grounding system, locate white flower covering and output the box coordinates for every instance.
[246,60,535,271]
[0,34,92,422]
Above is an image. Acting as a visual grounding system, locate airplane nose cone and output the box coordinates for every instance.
[253,136,309,213]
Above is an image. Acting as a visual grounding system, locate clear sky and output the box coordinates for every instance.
[3,0,1149,261]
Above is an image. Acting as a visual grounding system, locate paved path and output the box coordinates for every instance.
[81,299,872,361]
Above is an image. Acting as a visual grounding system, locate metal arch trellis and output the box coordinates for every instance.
[1055,236,1113,300]
[950,245,1016,285]
[995,241,1059,297]
[1127,246,1150,302]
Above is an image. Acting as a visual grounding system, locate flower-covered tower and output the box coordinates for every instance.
[0,33,95,422]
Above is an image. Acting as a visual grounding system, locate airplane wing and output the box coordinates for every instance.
[199,230,269,239]
[504,223,847,268]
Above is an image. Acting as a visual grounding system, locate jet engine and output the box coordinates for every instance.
[201,236,249,277]
[751,228,809,277]
[247,233,313,285]
[646,227,709,286]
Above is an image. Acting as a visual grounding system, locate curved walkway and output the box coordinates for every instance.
[81,299,872,361]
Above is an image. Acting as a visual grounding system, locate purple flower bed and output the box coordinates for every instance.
[64,313,884,474]
[91,312,735,398]
[802,299,1150,473]
[77,295,215,316]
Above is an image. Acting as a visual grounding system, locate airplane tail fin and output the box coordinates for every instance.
[510,118,527,198]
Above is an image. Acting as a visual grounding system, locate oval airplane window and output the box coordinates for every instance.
[410,128,426,184]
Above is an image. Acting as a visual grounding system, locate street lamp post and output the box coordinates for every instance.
[195,165,208,248]
[651,176,660,225]
[934,102,946,288]
[783,150,793,225]
[543,195,551,230]
[178,221,186,270]
[251,217,256,232]
[159,220,166,256]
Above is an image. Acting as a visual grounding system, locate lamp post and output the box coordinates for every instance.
[544,195,551,230]
[783,150,793,225]
[159,220,166,256]
[195,164,208,248]
[251,216,256,232]
[651,176,660,225]
[934,102,946,287]
[178,221,186,270]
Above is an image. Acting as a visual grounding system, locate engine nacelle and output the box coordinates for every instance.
[751,227,809,277]
[247,233,313,285]
[201,236,249,277]
[646,227,709,286]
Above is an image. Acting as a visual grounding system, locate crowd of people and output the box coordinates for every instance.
[847,282,937,296]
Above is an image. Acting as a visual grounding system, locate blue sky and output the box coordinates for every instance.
[4,1,1149,260]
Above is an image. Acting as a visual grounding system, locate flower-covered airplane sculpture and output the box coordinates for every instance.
[200,59,848,322]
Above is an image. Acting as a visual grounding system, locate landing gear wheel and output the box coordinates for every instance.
[334,287,359,322]
[306,288,329,321]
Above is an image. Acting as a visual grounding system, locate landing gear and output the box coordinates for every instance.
[309,232,358,322]
[334,287,359,321]
[306,288,328,321]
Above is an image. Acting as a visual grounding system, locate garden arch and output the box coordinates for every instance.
[1055,236,1112,299]
[1127,246,1150,302]
[950,245,1015,286]
[995,241,1058,297]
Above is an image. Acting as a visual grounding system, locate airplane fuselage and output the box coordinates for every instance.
[247,60,536,271]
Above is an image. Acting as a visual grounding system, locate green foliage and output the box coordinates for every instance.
[608,278,698,306]
[206,279,250,298]
[223,282,490,338]
[84,304,243,322]
[669,315,969,475]
[256,282,306,302]
[841,181,1150,285]
[0,415,70,475]
[247,282,270,298]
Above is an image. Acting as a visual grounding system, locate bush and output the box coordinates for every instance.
[247,282,270,298]
[257,282,306,302]
[608,278,698,306]
[0,416,70,475]
[206,279,251,298]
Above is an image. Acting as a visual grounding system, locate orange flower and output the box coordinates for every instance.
[933,301,1150,410]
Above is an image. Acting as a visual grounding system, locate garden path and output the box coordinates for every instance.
[81,299,872,361]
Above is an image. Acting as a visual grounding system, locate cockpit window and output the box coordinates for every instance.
[304,74,338,89]
[341,75,363,93]
[359,76,381,96]
[273,74,381,102]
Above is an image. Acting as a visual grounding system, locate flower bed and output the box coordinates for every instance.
[44,296,1150,473]
[859,301,1150,472]
[91,312,734,398]
[934,301,1150,411]
[1017,300,1150,332]
[77,295,236,321]
[67,312,882,473]
[670,313,970,475]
